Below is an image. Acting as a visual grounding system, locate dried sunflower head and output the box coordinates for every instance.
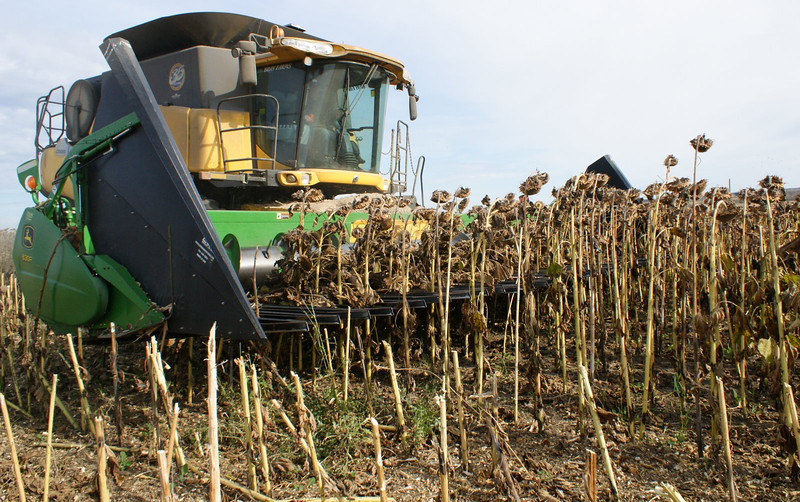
[324,220,345,234]
[350,226,365,239]
[297,255,313,272]
[759,175,786,201]
[371,209,393,232]
[467,205,487,219]
[576,174,595,192]
[454,187,471,199]
[715,208,739,223]
[690,134,713,153]
[760,175,784,189]
[690,179,708,196]
[664,155,678,168]
[370,196,384,209]
[666,177,690,193]
[351,195,370,210]
[481,195,491,206]
[430,190,452,204]
[413,207,436,222]
[306,188,324,202]
[643,182,663,200]
[704,187,731,205]
[736,188,751,201]
[669,226,687,238]
[519,171,550,195]
[494,198,513,212]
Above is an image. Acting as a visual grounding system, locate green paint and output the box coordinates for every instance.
[12,208,109,330]
[209,208,382,247]
[83,255,165,332]
[16,159,38,188]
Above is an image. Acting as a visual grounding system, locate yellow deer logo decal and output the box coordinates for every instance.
[22,225,34,249]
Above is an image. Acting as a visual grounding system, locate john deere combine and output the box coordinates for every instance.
[12,12,421,340]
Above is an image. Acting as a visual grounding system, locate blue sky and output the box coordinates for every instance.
[2,1,799,228]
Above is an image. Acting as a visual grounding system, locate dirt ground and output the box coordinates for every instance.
[2,321,800,502]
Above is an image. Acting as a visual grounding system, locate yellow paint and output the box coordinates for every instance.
[276,169,388,191]
[39,146,73,199]
[161,105,257,172]
[256,40,410,87]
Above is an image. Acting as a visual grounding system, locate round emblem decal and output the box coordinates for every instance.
[22,225,34,249]
[169,63,186,91]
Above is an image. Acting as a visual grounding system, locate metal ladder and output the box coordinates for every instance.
[389,120,410,194]
[216,94,279,173]
[388,120,425,203]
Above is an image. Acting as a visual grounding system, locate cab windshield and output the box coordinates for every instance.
[254,61,389,173]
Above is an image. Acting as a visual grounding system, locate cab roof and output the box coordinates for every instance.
[107,12,411,86]
[106,12,323,61]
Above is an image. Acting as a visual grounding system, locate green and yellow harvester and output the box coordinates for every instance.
[12,12,422,340]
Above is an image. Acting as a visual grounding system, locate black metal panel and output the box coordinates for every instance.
[585,155,632,190]
[259,318,309,333]
[88,38,265,340]
[106,12,324,62]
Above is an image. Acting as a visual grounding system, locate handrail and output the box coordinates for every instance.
[35,86,66,158]
[216,94,279,173]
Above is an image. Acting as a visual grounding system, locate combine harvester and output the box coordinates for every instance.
[12,12,426,340]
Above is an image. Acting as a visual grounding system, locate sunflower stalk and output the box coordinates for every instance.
[765,192,790,412]
[571,207,586,436]
[579,365,619,499]
[641,179,664,436]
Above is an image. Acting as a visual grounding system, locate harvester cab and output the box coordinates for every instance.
[12,12,420,340]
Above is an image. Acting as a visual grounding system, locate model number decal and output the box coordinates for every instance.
[264,64,292,72]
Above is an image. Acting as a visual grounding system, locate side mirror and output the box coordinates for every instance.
[232,41,258,86]
[239,54,257,86]
[408,84,418,121]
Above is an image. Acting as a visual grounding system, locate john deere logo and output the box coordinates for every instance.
[22,225,34,249]
[169,63,186,91]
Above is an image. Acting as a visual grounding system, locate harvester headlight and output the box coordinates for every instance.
[24,175,37,192]
[285,174,298,183]
[280,38,334,56]
[301,173,312,185]
[382,179,390,191]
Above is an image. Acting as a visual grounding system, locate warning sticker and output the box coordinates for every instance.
[195,238,215,265]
